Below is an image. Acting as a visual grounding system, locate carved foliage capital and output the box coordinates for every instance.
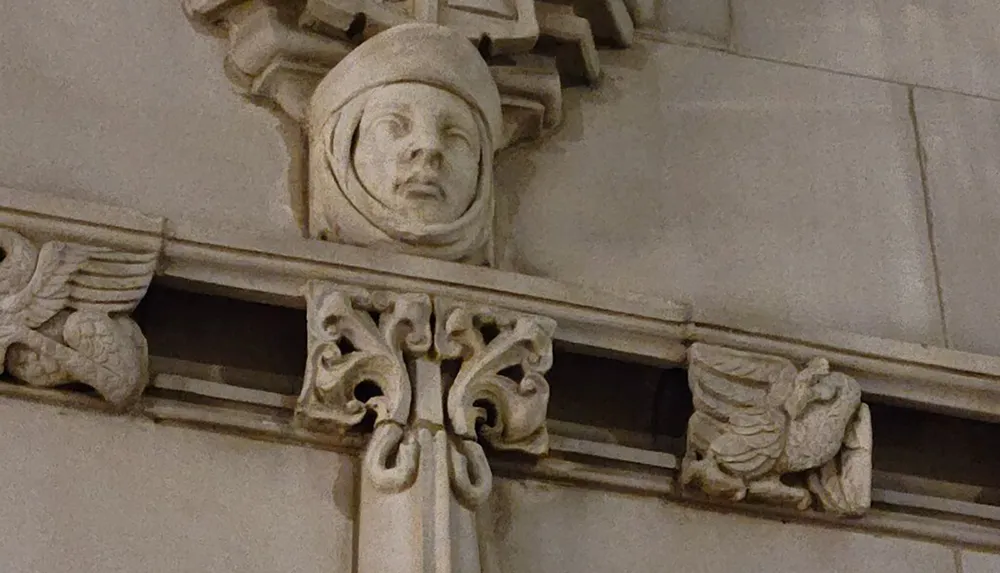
[436,298,554,455]
[298,282,432,430]
[295,281,555,506]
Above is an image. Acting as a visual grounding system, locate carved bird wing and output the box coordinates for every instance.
[5,242,94,328]
[688,343,798,423]
[67,249,158,314]
[707,411,785,477]
[688,344,799,477]
[5,242,156,329]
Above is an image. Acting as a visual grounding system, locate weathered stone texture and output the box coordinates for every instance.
[914,89,1000,355]
[487,478,958,573]
[962,550,1000,573]
[503,41,942,344]
[0,399,354,573]
[732,0,1000,99]
[0,3,298,237]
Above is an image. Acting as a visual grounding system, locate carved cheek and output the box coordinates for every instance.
[444,145,480,204]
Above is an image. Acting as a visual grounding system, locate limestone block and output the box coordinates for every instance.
[658,0,730,44]
[0,3,300,238]
[913,89,1000,355]
[962,550,1000,573]
[0,398,354,573]
[487,479,957,573]
[731,0,1000,99]
[502,41,943,344]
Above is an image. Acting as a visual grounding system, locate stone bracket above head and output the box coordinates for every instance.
[179,0,640,269]
[181,0,636,147]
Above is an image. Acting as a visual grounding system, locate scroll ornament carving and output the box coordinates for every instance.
[681,343,872,517]
[0,228,157,407]
[436,298,554,506]
[295,282,554,507]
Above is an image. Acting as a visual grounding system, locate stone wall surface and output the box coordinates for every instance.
[653,0,730,44]
[962,550,1000,573]
[0,2,300,237]
[487,478,959,573]
[914,89,1000,356]
[730,0,1000,99]
[4,0,1000,355]
[502,41,943,344]
[0,399,355,573]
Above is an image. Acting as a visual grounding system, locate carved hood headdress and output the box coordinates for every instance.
[308,23,503,264]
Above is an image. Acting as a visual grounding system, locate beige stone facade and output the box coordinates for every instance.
[2,1,1000,571]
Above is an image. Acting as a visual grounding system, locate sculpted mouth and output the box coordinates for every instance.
[397,177,444,201]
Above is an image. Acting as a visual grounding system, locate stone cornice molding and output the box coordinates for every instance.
[0,188,1000,421]
[4,187,999,422]
[7,189,1000,554]
[5,380,1000,551]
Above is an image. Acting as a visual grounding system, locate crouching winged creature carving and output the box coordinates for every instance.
[0,228,157,407]
[681,343,872,516]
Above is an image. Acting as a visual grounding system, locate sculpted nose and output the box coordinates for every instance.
[404,124,443,168]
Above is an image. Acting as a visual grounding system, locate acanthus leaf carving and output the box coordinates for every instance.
[681,343,871,516]
[436,298,554,456]
[297,281,555,572]
[0,228,156,407]
[296,281,432,431]
[296,283,554,499]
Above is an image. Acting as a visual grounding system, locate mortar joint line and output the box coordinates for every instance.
[908,86,951,348]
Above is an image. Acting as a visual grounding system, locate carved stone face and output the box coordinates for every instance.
[353,83,481,226]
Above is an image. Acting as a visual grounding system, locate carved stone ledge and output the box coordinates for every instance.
[681,343,873,517]
[296,280,554,572]
[11,187,1000,426]
[0,227,158,408]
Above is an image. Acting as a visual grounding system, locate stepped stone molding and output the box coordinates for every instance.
[181,0,633,129]
[682,343,872,516]
[0,226,159,408]
[296,280,554,572]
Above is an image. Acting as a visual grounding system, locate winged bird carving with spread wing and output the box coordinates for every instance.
[681,343,872,516]
[0,228,157,406]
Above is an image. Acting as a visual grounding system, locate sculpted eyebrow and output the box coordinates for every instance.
[370,101,409,115]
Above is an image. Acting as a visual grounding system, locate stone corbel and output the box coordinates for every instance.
[681,343,873,517]
[0,227,158,409]
[295,280,554,573]
[180,0,639,267]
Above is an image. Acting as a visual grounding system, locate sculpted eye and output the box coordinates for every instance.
[374,113,409,137]
[443,126,473,147]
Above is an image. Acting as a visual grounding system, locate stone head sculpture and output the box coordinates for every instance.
[308,23,503,264]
